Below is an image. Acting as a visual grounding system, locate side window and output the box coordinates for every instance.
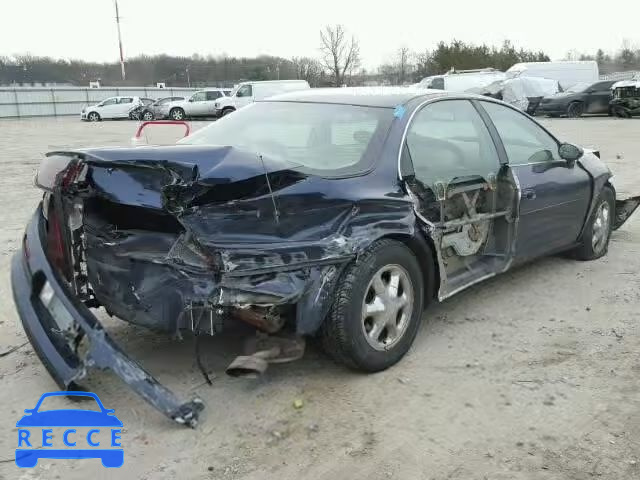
[482,101,559,165]
[191,92,206,102]
[236,85,252,98]
[589,82,609,92]
[430,78,444,90]
[119,97,133,104]
[406,100,500,189]
[205,91,221,101]
[101,98,117,106]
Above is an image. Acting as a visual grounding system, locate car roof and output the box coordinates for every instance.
[265,87,449,107]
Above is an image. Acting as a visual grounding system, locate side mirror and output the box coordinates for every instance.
[559,142,584,165]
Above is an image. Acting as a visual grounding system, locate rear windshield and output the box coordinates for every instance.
[180,102,393,176]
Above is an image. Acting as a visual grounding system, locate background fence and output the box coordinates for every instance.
[0,87,199,118]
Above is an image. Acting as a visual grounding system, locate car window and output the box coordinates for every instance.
[205,91,221,101]
[481,101,559,165]
[101,98,117,106]
[406,100,500,189]
[180,102,392,177]
[591,81,614,92]
[236,85,252,98]
[430,78,445,90]
[191,92,206,102]
[119,97,133,104]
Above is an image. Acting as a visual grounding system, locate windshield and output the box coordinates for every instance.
[180,102,393,175]
[565,82,589,93]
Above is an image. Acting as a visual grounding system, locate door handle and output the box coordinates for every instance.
[523,188,536,200]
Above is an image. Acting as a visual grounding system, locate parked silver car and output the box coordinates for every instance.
[167,89,230,120]
[138,96,185,120]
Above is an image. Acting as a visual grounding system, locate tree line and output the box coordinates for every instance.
[1,25,637,88]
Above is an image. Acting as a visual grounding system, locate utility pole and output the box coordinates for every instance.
[114,0,126,81]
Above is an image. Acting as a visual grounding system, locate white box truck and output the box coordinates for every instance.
[505,61,599,90]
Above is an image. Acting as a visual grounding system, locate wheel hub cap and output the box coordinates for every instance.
[592,202,610,253]
[361,265,414,351]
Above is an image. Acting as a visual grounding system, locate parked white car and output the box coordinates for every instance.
[214,80,310,117]
[81,96,142,121]
[167,89,231,120]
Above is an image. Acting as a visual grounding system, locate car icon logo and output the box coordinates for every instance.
[16,391,123,468]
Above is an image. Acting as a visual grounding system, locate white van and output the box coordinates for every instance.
[505,61,599,90]
[418,69,505,92]
[214,80,310,117]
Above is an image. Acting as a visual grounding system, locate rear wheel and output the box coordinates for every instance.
[567,102,584,118]
[87,111,101,122]
[572,187,614,260]
[321,239,425,372]
[170,107,185,120]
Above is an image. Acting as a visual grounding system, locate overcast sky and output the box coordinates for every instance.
[2,0,639,69]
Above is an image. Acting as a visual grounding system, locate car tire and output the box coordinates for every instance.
[321,239,425,372]
[170,108,186,121]
[571,187,614,261]
[222,108,235,117]
[87,112,101,122]
[142,110,154,121]
[567,102,584,118]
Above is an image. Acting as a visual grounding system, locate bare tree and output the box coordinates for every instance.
[290,56,322,86]
[397,47,411,85]
[319,25,360,86]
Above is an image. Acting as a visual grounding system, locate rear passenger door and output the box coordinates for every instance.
[479,101,591,262]
[585,81,614,114]
[205,91,223,115]
[115,97,134,117]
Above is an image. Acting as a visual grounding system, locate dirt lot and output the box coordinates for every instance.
[0,116,639,480]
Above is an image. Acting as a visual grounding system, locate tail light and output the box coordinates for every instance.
[35,155,85,192]
[45,202,71,280]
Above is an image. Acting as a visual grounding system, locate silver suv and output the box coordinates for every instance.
[167,89,230,120]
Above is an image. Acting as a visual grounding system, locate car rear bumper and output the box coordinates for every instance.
[11,207,203,427]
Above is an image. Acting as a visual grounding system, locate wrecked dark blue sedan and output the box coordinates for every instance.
[11,87,640,426]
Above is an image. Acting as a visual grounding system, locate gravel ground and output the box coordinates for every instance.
[0,116,639,480]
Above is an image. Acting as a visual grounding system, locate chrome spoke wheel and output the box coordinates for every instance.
[592,201,610,253]
[361,264,414,351]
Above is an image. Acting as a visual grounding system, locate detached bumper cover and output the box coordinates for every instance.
[11,207,203,427]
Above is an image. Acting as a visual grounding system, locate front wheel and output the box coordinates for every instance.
[142,110,154,121]
[567,102,584,118]
[170,108,185,120]
[222,108,235,117]
[321,239,425,372]
[571,187,614,260]
[87,112,101,122]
